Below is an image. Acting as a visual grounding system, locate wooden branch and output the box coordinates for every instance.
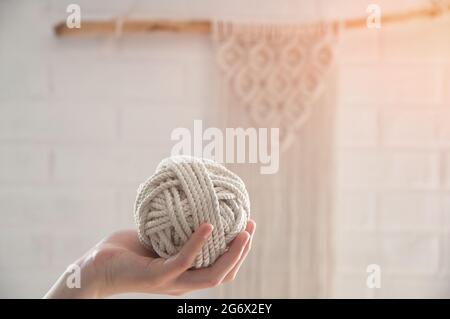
[54,4,450,37]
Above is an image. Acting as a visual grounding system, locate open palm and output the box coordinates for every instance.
[83,220,255,297]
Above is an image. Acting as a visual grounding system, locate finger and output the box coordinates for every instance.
[164,223,214,276]
[223,220,256,282]
[175,230,250,289]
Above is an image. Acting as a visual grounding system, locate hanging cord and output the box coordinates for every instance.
[114,15,124,38]
[114,0,139,39]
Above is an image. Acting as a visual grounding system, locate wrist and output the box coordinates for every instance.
[44,256,101,299]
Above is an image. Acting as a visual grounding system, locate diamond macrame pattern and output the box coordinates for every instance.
[213,22,337,149]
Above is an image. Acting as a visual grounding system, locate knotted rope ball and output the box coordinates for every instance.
[134,156,250,268]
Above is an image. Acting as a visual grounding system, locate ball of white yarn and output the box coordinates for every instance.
[134,156,250,268]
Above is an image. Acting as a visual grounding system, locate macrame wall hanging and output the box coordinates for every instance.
[211,21,338,298]
[214,21,337,151]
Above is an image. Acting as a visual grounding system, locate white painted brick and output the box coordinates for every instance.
[0,188,118,233]
[0,228,53,269]
[0,266,61,298]
[380,16,450,63]
[381,109,437,147]
[50,55,186,102]
[442,234,450,276]
[85,32,212,65]
[0,146,50,183]
[337,149,380,188]
[332,273,375,299]
[188,0,319,21]
[436,109,450,147]
[0,2,51,99]
[319,0,372,21]
[117,188,141,228]
[0,100,117,142]
[337,150,439,189]
[443,152,450,189]
[380,233,439,275]
[378,191,442,231]
[49,232,103,268]
[335,107,378,147]
[53,146,170,185]
[0,20,51,61]
[2,0,450,299]
[337,27,380,65]
[48,0,135,17]
[379,151,439,189]
[49,0,250,22]
[442,196,450,234]
[445,65,450,105]
[335,190,377,230]
[335,230,379,272]
[184,51,216,108]
[338,64,441,106]
[0,228,101,271]
[321,0,426,21]
[379,277,450,298]
[119,105,204,142]
[0,54,49,99]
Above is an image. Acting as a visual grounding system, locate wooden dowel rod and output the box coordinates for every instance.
[54,19,211,36]
[342,4,449,29]
[54,4,450,37]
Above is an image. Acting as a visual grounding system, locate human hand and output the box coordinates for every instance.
[44,219,256,298]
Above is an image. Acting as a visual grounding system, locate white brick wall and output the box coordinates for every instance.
[0,146,50,183]
[0,100,117,142]
[1,0,449,298]
[0,0,213,298]
[333,11,450,298]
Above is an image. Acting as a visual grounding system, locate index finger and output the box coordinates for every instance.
[174,230,250,289]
